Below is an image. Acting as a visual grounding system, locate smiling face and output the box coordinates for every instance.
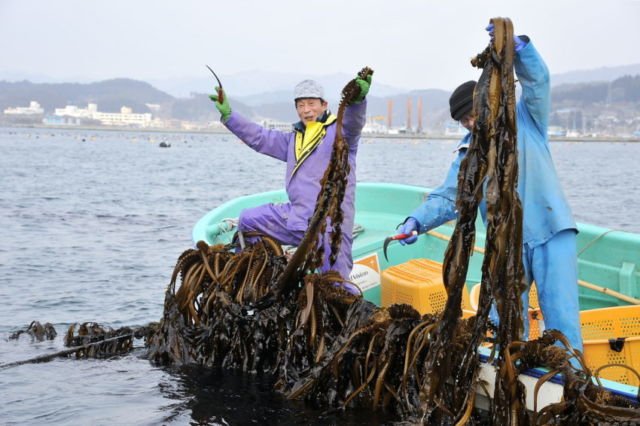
[295,98,328,125]
[459,112,476,132]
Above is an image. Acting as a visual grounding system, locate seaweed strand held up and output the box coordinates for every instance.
[416,17,522,424]
[470,17,528,425]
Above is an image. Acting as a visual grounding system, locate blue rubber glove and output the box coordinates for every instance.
[485,23,526,52]
[208,86,232,122]
[397,217,420,246]
[513,35,526,52]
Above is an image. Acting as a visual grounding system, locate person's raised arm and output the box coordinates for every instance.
[486,22,550,137]
[514,37,550,137]
[210,87,289,161]
[342,74,371,144]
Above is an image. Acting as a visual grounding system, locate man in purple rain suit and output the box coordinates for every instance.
[209,75,371,291]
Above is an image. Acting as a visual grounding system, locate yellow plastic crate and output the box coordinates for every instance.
[579,305,640,386]
[528,304,640,385]
[383,262,640,385]
[469,283,541,341]
[381,259,472,316]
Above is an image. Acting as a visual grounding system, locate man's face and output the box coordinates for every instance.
[459,112,475,132]
[295,98,328,125]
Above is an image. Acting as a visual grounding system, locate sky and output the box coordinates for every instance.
[1,0,640,93]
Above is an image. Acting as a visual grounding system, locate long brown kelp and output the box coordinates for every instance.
[416,18,522,424]
[474,18,528,425]
[145,237,293,370]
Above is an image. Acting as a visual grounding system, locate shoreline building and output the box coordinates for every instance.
[54,103,153,127]
[3,101,44,116]
[259,119,293,132]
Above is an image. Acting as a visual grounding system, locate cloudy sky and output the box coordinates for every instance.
[1,0,639,92]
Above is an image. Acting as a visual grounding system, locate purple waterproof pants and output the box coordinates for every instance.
[238,202,354,280]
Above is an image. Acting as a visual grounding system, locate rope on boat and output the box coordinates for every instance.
[426,230,640,305]
[577,229,617,257]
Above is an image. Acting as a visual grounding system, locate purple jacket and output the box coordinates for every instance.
[223,101,367,232]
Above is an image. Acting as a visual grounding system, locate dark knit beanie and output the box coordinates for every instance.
[449,80,477,121]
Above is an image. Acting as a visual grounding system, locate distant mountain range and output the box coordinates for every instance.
[0,79,173,114]
[148,70,406,100]
[0,76,451,126]
[1,63,639,129]
[551,64,640,86]
[144,64,640,99]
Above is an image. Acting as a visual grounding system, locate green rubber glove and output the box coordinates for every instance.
[209,87,232,122]
[352,75,372,104]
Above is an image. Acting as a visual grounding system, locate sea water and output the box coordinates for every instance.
[0,127,638,424]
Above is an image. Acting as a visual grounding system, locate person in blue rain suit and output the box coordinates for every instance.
[396,23,583,352]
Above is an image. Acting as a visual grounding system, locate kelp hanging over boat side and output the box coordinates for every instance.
[281,304,485,419]
[284,302,421,410]
[275,275,370,398]
[145,237,293,371]
[503,331,640,425]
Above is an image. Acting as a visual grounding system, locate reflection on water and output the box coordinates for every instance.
[161,366,395,425]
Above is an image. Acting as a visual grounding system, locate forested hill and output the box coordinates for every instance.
[552,75,640,105]
[2,74,639,125]
[0,79,173,113]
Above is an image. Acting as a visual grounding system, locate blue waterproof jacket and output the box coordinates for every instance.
[410,40,576,247]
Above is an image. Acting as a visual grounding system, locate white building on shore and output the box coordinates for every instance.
[259,119,293,132]
[54,103,152,127]
[4,101,44,115]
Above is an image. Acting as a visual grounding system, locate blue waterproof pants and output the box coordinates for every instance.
[524,229,583,351]
[491,229,583,352]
